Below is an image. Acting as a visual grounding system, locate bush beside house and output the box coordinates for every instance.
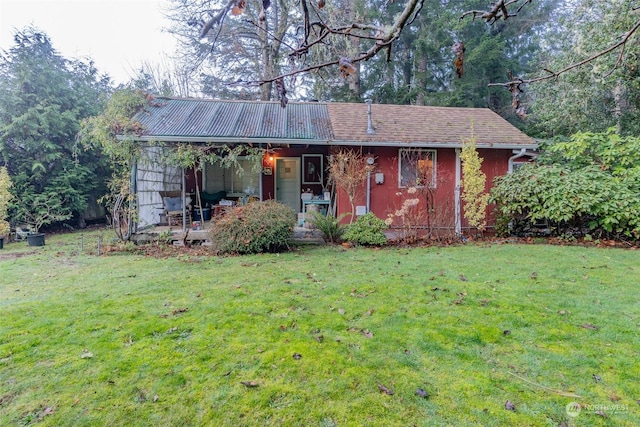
[209,200,296,254]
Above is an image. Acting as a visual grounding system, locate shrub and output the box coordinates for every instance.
[490,163,640,238]
[342,212,388,246]
[308,211,348,244]
[209,200,296,254]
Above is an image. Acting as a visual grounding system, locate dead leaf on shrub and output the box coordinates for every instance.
[377,383,394,395]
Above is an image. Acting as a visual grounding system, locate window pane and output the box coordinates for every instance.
[399,149,435,187]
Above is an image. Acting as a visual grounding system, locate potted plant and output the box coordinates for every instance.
[0,167,12,249]
[15,192,72,246]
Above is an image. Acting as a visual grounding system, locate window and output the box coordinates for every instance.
[204,157,260,195]
[398,149,436,187]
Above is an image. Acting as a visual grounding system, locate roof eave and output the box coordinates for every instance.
[119,135,537,150]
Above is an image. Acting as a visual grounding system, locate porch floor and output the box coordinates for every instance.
[132,221,324,245]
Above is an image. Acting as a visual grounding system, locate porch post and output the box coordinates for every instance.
[181,167,187,232]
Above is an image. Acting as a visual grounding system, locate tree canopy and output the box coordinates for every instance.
[0,27,112,228]
[164,0,640,120]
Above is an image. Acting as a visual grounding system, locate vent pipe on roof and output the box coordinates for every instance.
[365,99,375,135]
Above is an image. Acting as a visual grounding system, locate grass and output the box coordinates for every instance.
[1,229,639,426]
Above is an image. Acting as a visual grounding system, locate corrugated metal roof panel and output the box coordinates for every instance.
[133,98,334,141]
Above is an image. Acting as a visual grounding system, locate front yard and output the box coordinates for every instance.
[0,229,638,426]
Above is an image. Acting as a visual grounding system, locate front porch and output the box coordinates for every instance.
[132,221,324,246]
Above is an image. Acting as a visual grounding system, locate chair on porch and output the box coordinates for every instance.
[159,190,191,227]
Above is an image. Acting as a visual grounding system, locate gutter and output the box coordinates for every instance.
[508,148,538,172]
[119,135,537,150]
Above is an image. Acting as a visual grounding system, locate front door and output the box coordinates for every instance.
[275,158,301,212]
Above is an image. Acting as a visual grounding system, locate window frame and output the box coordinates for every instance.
[204,156,261,195]
[398,148,437,188]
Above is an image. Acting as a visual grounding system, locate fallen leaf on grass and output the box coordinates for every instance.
[453,292,467,304]
[347,327,374,338]
[153,395,159,402]
[240,381,259,388]
[459,274,468,282]
[292,353,302,360]
[39,407,54,420]
[592,374,602,383]
[172,307,189,315]
[581,323,598,330]
[167,326,178,334]
[595,410,607,418]
[504,400,516,411]
[377,383,394,395]
[80,350,93,359]
[315,334,324,343]
[415,388,429,398]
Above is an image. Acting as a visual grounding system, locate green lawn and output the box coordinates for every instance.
[1,229,639,426]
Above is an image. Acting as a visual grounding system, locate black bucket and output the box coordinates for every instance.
[193,207,211,221]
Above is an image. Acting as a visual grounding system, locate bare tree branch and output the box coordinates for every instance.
[200,0,235,39]
[489,17,640,88]
[460,0,531,24]
[253,0,423,85]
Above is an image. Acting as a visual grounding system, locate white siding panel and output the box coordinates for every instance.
[136,146,182,228]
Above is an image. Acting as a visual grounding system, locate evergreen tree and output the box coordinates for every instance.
[0,26,112,228]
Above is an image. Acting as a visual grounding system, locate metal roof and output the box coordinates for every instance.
[133,98,333,142]
[129,97,537,149]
